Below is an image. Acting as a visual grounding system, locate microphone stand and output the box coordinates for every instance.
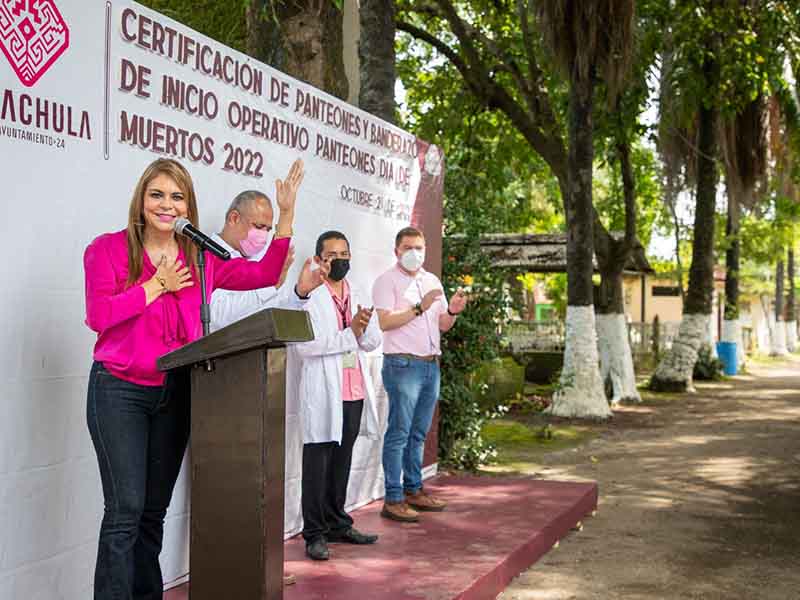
[197,248,211,337]
[197,249,214,373]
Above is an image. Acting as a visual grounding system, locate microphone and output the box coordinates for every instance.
[174,217,231,260]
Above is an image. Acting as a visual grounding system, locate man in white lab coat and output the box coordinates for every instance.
[209,187,326,332]
[293,231,382,561]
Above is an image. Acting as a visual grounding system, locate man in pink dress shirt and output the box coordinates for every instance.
[373,226,468,523]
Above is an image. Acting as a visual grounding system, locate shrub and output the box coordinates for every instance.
[693,345,724,381]
[439,235,509,469]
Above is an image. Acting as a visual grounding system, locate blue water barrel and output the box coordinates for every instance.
[716,341,738,376]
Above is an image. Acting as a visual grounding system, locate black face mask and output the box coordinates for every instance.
[328,258,350,282]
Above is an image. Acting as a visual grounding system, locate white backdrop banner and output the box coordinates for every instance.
[0,1,444,597]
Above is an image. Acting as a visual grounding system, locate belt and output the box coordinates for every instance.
[384,353,440,363]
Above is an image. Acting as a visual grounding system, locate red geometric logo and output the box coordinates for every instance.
[0,0,69,87]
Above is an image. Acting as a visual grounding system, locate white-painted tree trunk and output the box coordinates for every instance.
[757,319,771,354]
[761,295,774,354]
[706,316,718,358]
[786,321,798,352]
[596,313,640,405]
[721,319,746,369]
[650,313,709,392]
[547,306,612,418]
[771,320,789,356]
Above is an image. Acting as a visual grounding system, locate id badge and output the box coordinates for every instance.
[342,352,357,369]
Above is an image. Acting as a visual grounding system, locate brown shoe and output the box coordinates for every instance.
[283,573,296,586]
[381,500,420,522]
[405,488,446,512]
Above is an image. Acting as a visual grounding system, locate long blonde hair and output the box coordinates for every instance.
[126,158,199,286]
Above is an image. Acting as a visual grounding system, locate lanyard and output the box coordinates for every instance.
[333,293,351,329]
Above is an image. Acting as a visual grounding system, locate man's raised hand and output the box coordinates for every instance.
[448,289,468,315]
[275,158,305,215]
[296,257,328,298]
[351,304,373,338]
[421,289,443,311]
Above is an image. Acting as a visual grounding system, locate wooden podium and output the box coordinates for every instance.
[158,308,314,600]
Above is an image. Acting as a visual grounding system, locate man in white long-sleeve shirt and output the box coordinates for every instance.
[210,189,326,332]
[209,187,326,587]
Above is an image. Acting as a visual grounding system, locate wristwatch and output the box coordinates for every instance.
[413,302,423,316]
[294,284,310,300]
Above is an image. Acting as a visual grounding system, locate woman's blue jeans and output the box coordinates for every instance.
[86,361,190,600]
[381,355,440,503]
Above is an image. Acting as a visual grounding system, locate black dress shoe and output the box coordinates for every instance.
[327,527,378,545]
[306,538,330,560]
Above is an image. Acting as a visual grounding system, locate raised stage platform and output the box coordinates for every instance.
[166,474,598,600]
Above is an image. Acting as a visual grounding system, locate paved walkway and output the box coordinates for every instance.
[498,356,800,600]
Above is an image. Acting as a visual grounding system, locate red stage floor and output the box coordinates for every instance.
[166,474,597,600]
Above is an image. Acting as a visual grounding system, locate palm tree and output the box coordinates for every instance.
[772,258,789,355]
[787,247,797,351]
[650,54,719,392]
[650,0,799,390]
[397,0,642,416]
[719,97,769,368]
[536,0,634,417]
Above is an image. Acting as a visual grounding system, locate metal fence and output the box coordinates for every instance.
[503,319,682,355]
[627,321,681,355]
[503,320,566,352]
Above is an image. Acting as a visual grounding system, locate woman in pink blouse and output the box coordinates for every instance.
[83,157,302,599]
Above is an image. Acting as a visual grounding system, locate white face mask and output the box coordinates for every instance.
[400,248,425,272]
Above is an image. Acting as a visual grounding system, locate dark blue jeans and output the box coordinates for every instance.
[381,355,440,503]
[87,361,190,600]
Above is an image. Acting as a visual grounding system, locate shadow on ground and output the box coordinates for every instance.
[486,355,800,600]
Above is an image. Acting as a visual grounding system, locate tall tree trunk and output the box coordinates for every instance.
[246,0,348,99]
[548,76,610,419]
[651,93,718,392]
[358,0,396,122]
[721,195,745,367]
[772,258,789,355]
[666,186,686,302]
[595,140,640,405]
[786,247,797,352]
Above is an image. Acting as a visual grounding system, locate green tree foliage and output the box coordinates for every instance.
[139,0,247,52]
[398,35,562,467]
[594,143,664,250]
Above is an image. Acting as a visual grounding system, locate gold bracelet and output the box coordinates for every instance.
[274,228,293,239]
[155,276,167,291]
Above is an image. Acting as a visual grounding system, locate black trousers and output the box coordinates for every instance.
[87,361,190,600]
[301,400,364,543]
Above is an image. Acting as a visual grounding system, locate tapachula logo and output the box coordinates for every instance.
[0,0,69,87]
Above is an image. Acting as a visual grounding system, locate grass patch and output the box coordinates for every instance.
[483,419,537,445]
[747,353,791,367]
[524,382,556,396]
[639,389,685,404]
[480,417,596,474]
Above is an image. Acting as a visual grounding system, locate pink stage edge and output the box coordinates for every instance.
[165,474,598,600]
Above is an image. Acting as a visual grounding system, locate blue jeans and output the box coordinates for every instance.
[381,355,440,503]
[86,362,190,600]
